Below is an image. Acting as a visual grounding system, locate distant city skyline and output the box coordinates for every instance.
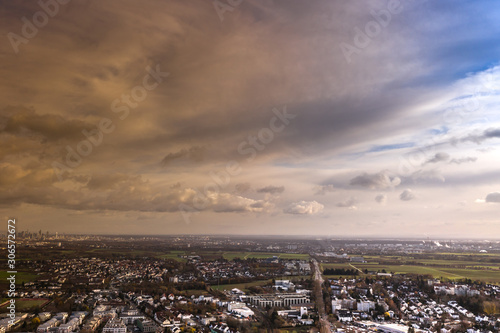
[2,1,500,238]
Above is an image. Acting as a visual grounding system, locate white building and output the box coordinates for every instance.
[274,280,295,291]
[37,318,60,333]
[332,298,342,313]
[357,300,375,312]
[228,302,254,318]
[102,318,127,333]
[378,324,419,333]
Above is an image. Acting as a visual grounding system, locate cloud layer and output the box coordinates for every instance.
[2,0,500,237]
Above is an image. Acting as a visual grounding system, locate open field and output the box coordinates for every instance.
[222,252,310,260]
[320,263,353,270]
[363,254,500,269]
[439,268,500,284]
[348,262,500,284]
[319,254,500,284]
[14,299,49,310]
[0,271,39,284]
[158,250,309,261]
[157,251,188,262]
[0,298,49,311]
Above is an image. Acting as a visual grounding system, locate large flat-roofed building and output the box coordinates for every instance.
[120,313,145,325]
[102,318,127,333]
[378,324,420,333]
[227,302,254,318]
[243,293,310,308]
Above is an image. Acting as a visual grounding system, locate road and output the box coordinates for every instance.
[312,259,334,333]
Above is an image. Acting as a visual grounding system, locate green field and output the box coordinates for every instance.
[0,298,48,311]
[157,251,188,262]
[321,263,353,270]
[363,254,500,269]
[439,268,500,283]
[15,299,49,310]
[0,271,38,284]
[348,263,500,284]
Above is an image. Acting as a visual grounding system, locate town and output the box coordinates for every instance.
[1,234,499,333]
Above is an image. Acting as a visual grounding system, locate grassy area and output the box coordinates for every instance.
[157,251,188,262]
[320,263,353,270]
[0,299,49,311]
[439,268,500,284]
[14,299,49,310]
[0,271,38,284]
[364,254,500,269]
[210,279,272,291]
[342,254,500,284]
[222,252,309,260]
[349,263,500,283]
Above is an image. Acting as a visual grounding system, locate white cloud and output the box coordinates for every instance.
[336,197,358,209]
[284,200,324,215]
[411,169,445,183]
[314,184,335,195]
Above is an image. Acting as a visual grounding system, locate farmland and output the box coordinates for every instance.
[0,271,39,284]
[320,253,500,284]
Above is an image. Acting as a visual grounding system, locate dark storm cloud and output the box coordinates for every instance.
[2,0,500,236]
[0,106,92,142]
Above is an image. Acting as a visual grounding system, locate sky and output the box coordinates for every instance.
[1,0,500,238]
